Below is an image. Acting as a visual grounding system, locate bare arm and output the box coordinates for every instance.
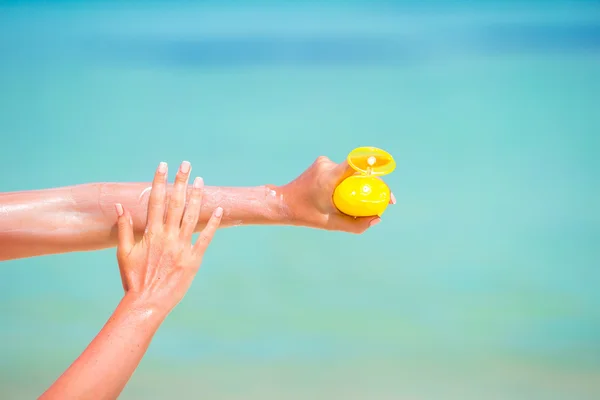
[0,181,287,261]
[41,161,224,399]
[39,293,167,400]
[0,156,393,261]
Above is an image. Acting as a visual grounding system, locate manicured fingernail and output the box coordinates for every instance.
[158,162,167,174]
[115,203,124,216]
[369,218,381,227]
[390,193,397,204]
[180,161,190,174]
[193,177,203,188]
[215,207,223,217]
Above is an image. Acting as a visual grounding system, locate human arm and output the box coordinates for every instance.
[0,181,284,261]
[40,161,223,400]
[39,293,167,400]
[0,156,395,261]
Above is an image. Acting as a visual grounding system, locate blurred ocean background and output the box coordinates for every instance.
[0,1,599,399]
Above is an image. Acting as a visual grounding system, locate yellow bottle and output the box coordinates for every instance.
[333,147,396,217]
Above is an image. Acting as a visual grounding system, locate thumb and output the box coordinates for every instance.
[115,203,135,256]
[331,160,356,183]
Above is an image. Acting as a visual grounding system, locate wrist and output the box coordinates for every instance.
[120,292,172,323]
[276,183,320,228]
[264,184,297,226]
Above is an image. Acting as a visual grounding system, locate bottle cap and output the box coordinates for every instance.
[347,146,396,176]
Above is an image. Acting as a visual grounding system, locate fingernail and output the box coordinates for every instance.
[180,161,190,174]
[158,162,167,174]
[193,177,203,188]
[390,193,397,205]
[369,218,381,227]
[215,207,223,217]
[115,203,124,217]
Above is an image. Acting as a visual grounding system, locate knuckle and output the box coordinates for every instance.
[150,200,164,209]
[166,229,180,240]
[189,197,201,208]
[170,197,184,209]
[144,228,163,241]
[198,234,212,245]
[184,212,198,226]
[315,155,330,165]
[144,230,155,241]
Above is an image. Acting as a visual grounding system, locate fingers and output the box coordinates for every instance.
[389,192,397,205]
[180,177,204,241]
[193,207,223,257]
[146,162,168,232]
[115,203,135,256]
[165,161,191,231]
[326,213,379,234]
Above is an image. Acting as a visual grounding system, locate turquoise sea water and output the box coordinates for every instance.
[1,2,599,399]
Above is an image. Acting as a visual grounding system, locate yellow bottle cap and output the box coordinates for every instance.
[347,146,396,176]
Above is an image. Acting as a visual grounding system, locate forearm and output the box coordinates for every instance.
[40,293,168,400]
[0,182,291,261]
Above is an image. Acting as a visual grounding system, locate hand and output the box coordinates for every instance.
[280,156,396,234]
[114,161,223,312]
